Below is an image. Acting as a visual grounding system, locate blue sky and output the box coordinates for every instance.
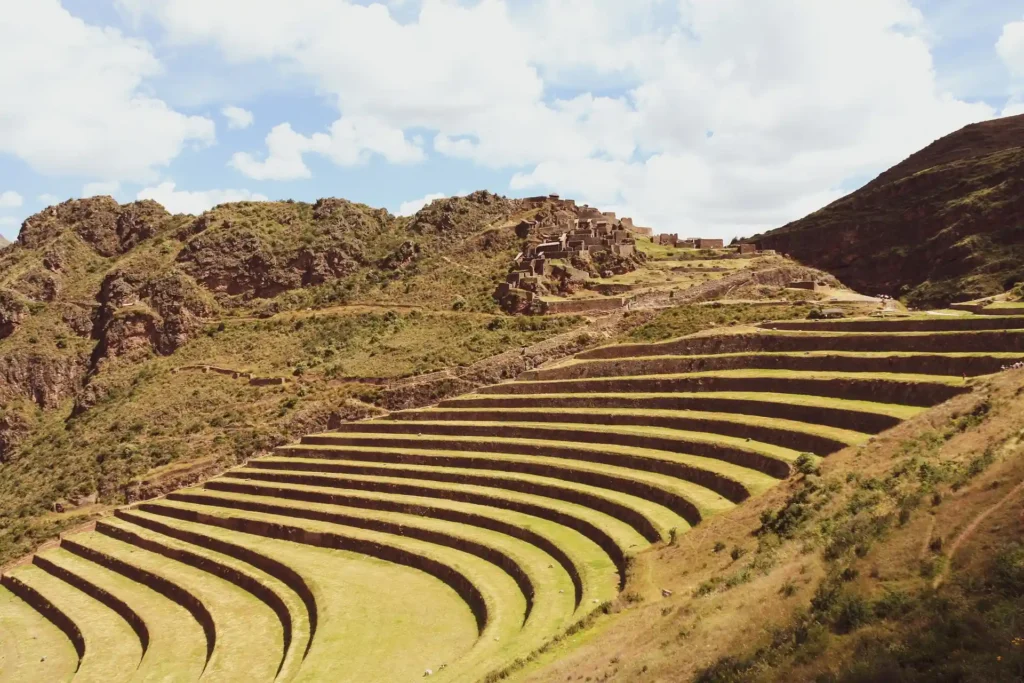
[1,0,1023,242]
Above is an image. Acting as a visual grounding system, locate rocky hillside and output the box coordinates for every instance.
[0,190,559,564]
[0,235,9,248]
[751,113,1024,307]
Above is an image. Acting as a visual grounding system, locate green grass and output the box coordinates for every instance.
[247,450,689,541]
[397,407,870,447]
[442,391,926,419]
[276,439,743,517]
[209,467,649,558]
[35,546,208,682]
[0,584,78,683]
[99,514,311,680]
[123,506,483,683]
[142,498,533,682]
[622,303,816,342]
[169,486,583,633]
[191,478,621,610]
[6,563,142,683]
[501,368,967,386]
[71,531,284,682]
[328,420,804,466]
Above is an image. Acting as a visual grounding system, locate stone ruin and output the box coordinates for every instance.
[655,234,726,250]
[495,196,651,313]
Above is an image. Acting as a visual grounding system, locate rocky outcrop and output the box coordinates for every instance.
[17,197,172,256]
[0,350,87,409]
[91,267,215,364]
[0,289,27,339]
[176,200,388,298]
[751,114,1024,307]
[406,191,518,241]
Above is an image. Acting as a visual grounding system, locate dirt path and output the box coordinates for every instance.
[933,479,1024,589]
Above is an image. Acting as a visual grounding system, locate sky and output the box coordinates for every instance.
[1,1,1023,243]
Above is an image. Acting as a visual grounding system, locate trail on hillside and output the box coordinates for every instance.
[933,479,1024,589]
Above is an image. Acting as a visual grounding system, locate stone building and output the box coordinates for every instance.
[497,194,651,312]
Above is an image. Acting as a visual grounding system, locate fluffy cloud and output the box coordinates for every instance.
[82,181,121,197]
[222,105,254,130]
[137,181,268,215]
[115,0,996,236]
[0,0,214,182]
[997,19,1024,77]
[397,192,446,217]
[230,118,423,180]
[37,193,61,205]
[0,191,23,209]
[1002,101,1024,118]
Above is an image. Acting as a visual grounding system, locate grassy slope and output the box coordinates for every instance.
[513,368,1024,682]
[750,114,1024,308]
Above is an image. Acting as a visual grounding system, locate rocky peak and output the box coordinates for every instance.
[18,196,171,257]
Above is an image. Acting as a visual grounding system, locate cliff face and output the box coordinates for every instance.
[752,114,1024,307]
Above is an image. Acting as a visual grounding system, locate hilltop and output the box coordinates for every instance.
[0,235,9,248]
[751,113,1024,308]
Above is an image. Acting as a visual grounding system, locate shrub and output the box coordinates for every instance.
[992,543,1024,596]
[713,541,726,553]
[730,546,748,561]
[794,453,820,476]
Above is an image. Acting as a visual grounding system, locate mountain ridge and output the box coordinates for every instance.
[751,113,1024,307]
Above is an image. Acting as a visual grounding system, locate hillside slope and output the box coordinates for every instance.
[751,114,1024,307]
[0,191,573,565]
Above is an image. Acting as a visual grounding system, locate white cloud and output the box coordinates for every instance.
[115,0,998,236]
[0,0,214,182]
[37,193,61,205]
[222,105,254,129]
[1001,100,1024,118]
[82,181,121,197]
[137,181,268,214]
[0,191,23,208]
[230,117,423,180]
[997,19,1024,77]
[397,192,446,217]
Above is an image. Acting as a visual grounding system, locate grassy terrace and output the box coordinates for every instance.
[438,390,924,421]
[208,467,651,554]
[137,497,549,682]
[382,409,868,454]
[577,328,1024,359]
[5,563,141,683]
[0,583,79,682]
[762,315,1024,331]
[122,508,482,683]
[187,478,620,605]
[7,308,1020,681]
[158,488,584,636]
[68,530,284,682]
[37,543,209,682]
[526,351,1024,381]
[320,421,802,463]
[290,430,782,504]
[231,453,686,540]
[261,447,737,524]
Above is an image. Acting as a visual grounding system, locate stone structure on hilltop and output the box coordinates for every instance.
[655,234,726,249]
[495,195,652,313]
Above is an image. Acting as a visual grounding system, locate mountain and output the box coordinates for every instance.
[0,235,9,248]
[751,114,1024,307]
